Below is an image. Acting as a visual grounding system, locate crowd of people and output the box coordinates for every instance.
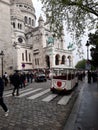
[87,70,98,83]
[5,71,34,96]
[77,70,98,83]
[0,71,34,117]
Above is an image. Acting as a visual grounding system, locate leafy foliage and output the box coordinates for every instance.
[40,0,98,56]
[75,59,86,69]
[88,31,98,67]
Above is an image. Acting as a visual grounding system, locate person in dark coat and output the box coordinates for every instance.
[26,72,30,83]
[19,73,26,88]
[12,71,20,96]
[87,70,92,83]
[0,77,9,116]
[29,72,34,83]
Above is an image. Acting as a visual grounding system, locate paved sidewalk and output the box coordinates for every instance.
[4,83,13,91]
[0,80,78,130]
[63,80,98,130]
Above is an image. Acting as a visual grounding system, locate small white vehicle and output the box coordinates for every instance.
[50,67,78,94]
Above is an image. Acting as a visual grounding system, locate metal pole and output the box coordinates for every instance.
[86,41,89,60]
[1,56,3,78]
[87,46,89,60]
[0,51,4,78]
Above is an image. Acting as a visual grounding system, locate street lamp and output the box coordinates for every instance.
[85,41,90,60]
[0,51,4,77]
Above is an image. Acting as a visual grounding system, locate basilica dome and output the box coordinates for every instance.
[11,5,23,20]
[10,0,34,8]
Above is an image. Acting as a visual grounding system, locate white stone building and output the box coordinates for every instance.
[0,0,13,75]
[0,0,73,75]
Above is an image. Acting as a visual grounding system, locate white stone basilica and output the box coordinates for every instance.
[0,0,73,75]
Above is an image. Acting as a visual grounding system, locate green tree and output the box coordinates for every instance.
[75,59,86,69]
[88,31,98,67]
[40,0,98,53]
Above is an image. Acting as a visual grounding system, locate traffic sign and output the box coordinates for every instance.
[22,63,25,68]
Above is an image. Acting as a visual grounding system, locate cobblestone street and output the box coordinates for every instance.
[0,80,80,130]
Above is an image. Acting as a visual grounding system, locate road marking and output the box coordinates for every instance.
[18,88,42,97]
[57,95,71,105]
[42,94,57,102]
[4,87,72,106]
[28,89,50,99]
[4,87,34,96]
[4,90,12,95]
[4,88,42,97]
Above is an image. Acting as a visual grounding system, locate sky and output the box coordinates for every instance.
[32,0,89,66]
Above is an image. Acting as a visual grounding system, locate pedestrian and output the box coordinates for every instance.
[22,72,26,87]
[29,72,34,83]
[26,72,30,83]
[12,71,20,96]
[87,70,92,83]
[19,73,26,88]
[0,77,9,117]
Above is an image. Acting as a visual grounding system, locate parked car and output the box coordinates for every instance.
[35,73,47,82]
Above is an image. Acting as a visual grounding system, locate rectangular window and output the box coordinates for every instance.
[25,50,28,61]
[35,58,39,65]
[29,53,31,61]
[37,58,39,65]
[22,53,24,61]
[35,58,37,65]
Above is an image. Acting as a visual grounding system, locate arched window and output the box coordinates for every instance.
[68,56,71,67]
[55,54,60,65]
[20,24,22,29]
[45,55,50,68]
[61,55,65,64]
[18,23,20,29]
[32,19,35,26]
[13,22,15,28]
[24,16,27,24]
[29,17,31,25]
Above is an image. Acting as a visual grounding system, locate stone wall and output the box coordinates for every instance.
[0,0,13,75]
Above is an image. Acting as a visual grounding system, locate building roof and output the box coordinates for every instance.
[10,0,33,8]
[11,5,23,20]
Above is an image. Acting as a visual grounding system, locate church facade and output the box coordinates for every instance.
[0,0,73,75]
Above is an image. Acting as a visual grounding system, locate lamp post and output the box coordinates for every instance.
[85,41,91,70]
[0,51,4,77]
[85,41,90,60]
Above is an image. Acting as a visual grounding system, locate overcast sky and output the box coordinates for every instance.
[32,0,89,66]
